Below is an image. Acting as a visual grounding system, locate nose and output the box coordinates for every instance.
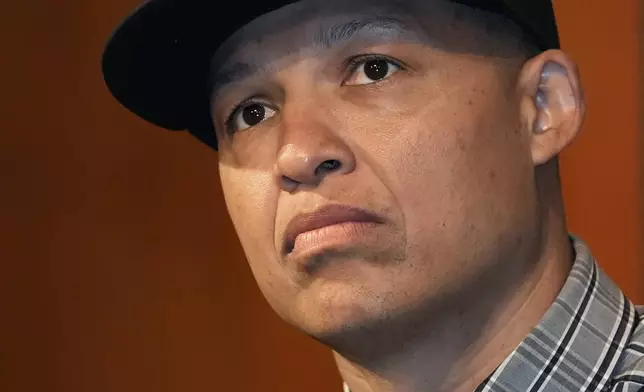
[274,109,355,192]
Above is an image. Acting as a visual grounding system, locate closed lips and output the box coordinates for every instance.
[283,205,385,255]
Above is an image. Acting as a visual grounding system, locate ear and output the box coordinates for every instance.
[517,50,586,166]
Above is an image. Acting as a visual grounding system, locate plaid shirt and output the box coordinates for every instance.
[343,238,644,392]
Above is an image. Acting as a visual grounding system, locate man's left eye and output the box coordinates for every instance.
[344,58,401,86]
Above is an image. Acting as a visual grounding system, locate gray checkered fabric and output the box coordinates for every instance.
[343,237,644,392]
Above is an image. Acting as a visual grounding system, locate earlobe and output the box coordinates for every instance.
[518,50,586,166]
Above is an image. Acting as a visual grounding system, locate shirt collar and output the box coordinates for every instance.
[343,237,639,392]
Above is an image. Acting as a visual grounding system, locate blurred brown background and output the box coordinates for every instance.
[1,0,642,391]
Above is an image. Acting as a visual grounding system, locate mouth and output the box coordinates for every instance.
[282,204,385,259]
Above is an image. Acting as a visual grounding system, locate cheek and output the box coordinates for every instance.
[359,72,532,260]
[219,165,280,270]
[219,165,302,320]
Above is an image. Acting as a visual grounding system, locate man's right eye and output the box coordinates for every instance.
[226,102,276,133]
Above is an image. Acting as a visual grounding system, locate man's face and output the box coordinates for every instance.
[211,0,542,340]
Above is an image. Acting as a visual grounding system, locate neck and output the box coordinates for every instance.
[334,218,573,392]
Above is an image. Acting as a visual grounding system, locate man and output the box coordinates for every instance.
[102,0,644,391]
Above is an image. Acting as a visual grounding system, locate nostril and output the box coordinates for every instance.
[315,159,341,176]
[281,175,301,191]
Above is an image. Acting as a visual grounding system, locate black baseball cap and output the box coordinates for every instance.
[101,0,559,150]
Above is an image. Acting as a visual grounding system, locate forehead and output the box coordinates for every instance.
[210,0,447,71]
[207,0,525,99]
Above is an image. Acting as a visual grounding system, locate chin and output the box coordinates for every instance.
[300,307,414,359]
[300,313,382,349]
[286,282,408,347]
[282,275,450,356]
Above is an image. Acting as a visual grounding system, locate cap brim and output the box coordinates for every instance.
[102,0,298,149]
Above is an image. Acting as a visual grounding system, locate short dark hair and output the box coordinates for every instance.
[400,0,542,59]
[451,3,542,58]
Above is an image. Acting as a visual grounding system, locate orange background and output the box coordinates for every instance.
[1,1,642,391]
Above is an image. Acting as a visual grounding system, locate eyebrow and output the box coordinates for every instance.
[208,15,411,99]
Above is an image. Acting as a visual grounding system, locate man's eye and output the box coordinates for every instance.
[228,102,276,132]
[344,57,401,86]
